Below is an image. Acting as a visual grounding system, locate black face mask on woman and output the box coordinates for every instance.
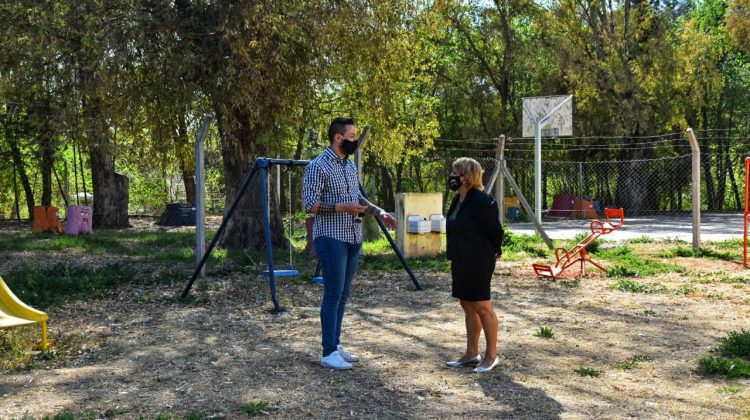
[341,138,359,155]
[448,175,462,191]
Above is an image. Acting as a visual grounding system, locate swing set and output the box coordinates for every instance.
[181,153,423,313]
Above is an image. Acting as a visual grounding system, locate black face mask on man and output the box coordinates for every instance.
[448,175,462,191]
[341,138,359,156]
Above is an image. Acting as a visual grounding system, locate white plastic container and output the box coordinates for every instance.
[430,214,446,232]
[407,215,431,234]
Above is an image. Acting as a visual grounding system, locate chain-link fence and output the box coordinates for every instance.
[117,128,748,221]
[500,129,749,220]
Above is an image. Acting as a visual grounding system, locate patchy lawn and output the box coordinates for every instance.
[1,220,749,418]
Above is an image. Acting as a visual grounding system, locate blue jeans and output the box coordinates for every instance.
[314,236,362,357]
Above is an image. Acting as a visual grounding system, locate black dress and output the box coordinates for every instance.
[446,189,503,301]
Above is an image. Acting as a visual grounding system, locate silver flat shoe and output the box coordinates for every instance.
[445,354,481,367]
[473,357,500,373]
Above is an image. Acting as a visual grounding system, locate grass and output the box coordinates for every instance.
[1,325,93,371]
[0,230,234,264]
[697,356,750,379]
[697,330,750,379]
[598,245,684,277]
[3,263,139,308]
[717,385,742,394]
[718,330,750,359]
[42,411,99,420]
[674,283,698,295]
[240,401,270,416]
[719,276,750,285]
[574,367,602,377]
[639,309,657,317]
[359,252,451,272]
[617,354,652,370]
[560,279,580,288]
[534,326,555,338]
[610,279,667,294]
[568,231,601,254]
[659,246,736,261]
[501,230,549,258]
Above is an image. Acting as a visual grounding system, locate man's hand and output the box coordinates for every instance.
[337,202,367,216]
[379,212,397,230]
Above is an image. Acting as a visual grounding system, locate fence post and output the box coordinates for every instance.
[496,135,506,225]
[686,128,701,250]
[195,115,212,278]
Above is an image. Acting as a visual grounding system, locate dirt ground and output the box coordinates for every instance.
[1,222,750,418]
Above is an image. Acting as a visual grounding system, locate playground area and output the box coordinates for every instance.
[1,219,749,418]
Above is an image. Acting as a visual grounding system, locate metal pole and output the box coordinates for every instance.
[359,185,422,290]
[195,115,212,278]
[501,163,554,249]
[535,121,542,224]
[496,135,506,225]
[275,161,281,210]
[258,161,284,313]
[686,128,701,250]
[579,161,584,215]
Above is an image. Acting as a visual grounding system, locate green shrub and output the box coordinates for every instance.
[534,326,555,339]
[570,231,600,254]
[717,330,750,359]
[697,356,750,379]
[574,367,602,377]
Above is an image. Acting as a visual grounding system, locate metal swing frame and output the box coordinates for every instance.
[181,157,422,313]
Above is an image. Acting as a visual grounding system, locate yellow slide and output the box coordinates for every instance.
[0,276,48,350]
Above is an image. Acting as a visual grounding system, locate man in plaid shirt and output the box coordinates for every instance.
[303,117,397,370]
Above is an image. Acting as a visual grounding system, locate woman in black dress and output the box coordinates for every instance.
[444,158,503,373]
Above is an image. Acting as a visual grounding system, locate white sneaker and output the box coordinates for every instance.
[321,351,352,370]
[337,345,360,362]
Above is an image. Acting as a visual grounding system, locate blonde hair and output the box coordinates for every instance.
[451,157,484,191]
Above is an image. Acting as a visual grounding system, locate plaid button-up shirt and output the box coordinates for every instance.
[303,147,363,244]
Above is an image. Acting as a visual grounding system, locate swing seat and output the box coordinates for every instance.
[260,269,300,277]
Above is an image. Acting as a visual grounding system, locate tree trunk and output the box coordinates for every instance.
[6,126,35,219]
[395,159,404,194]
[729,154,742,211]
[80,65,130,228]
[215,107,285,249]
[89,143,130,228]
[615,141,657,213]
[176,112,196,204]
[380,166,395,211]
[40,123,55,206]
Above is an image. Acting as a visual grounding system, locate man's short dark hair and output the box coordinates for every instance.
[328,117,356,143]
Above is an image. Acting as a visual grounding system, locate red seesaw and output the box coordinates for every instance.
[533,208,624,280]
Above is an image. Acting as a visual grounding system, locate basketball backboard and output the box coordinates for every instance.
[522,95,573,138]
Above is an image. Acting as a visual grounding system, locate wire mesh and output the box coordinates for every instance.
[501,131,749,220]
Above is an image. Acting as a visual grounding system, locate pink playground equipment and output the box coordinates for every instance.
[744,158,749,268]
[533,208,625,280]
[65,205,93,235]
